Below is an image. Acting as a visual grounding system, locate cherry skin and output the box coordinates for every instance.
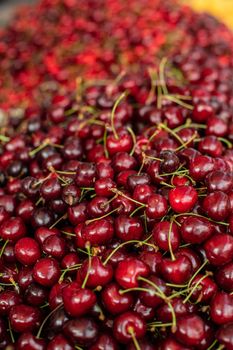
[0,217,26,242]
[113,311,146,344]
[63,317,99,347]
[175,247,201,272]
[210,291,233,324]
[139,275,170,308]
[17,332,46,350]
[9,304,41,333]
[152,220,180,252]
[47,334,73,350]
[115,258,150,289]
[205,170,233,193]
[169,186,198,213]
[102,282,134,315]
[202,191,230,221]
[42,235,66,260]
[115,215,144,242]
[62,282,96,317]
[217,323,233,350]
[215,262,233,292]
[204,234,233,266]
[14,237,41,265]
[139,250,162,275]
[94,178,116,197]
[49,282,67,310]
[145,194,168,219]
[33,257,61,287]
[156,297,196,322]
[133,297,155,321]
[35,227,59,245]
[174,315,206,346]
[75,162,96,187]
[0,290,22,316]
[189,155,214,181]
[106,132,133,156]
[81,218,114,246]
[160,255,192,284]
[180,216,214,244]
[133,184,154,204]
[40,177,62,201]
[79,256,113,288]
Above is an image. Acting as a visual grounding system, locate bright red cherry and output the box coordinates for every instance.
[14,237,40,265]
[102,282,134,315]
[210,292,233,324]
[115,258,150,289]
[113,311,146,344]
[204,234,233,266]
[145,194,168,219]
[33,258,61,287]
[169,186,198,213]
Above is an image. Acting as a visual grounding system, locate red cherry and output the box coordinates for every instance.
[169,186,198,213]
[174,315,206,346]
[215,262,233,292]
[47,334,73,350]
[210,291,233,324]
[202,191,230,221]
[204,234,233,266]
[33,258,61,287]
[113,311,146,344]
[115,215,144,241]
[160,255,192,284]
[17,332,46,350]
[79,256,113,288]
[145,194,168,219]
[152,221,180,252]
[62,282,96,317]
[14,237,41,265]
[115,258,149,289]
[180,216,214,244]
[102,282,134,315]
[0,217,26,242]
[9,304,41,333]
[217,323,233,350]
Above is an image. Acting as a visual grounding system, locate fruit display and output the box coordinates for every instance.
[0,0,232,349]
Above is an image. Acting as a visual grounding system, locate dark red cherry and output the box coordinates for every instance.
[210,291,233,324]
[40,177,62,201]
[205,170,233,193]
[113,311,146,344]
[102,282,134,315]
[81,218,114,246]
[181,216,214,244]
[42,235,66,260]
[106,133,133,156]
[192,103,213,122]
[217,323,233,350]
[127,173,151,191]
[175,247,201,272]
[47,334,73,350]
[49,282,67,310]
[89,333,119,350]
[160,255,192,284]
[189,155,214,181]
[33,258,61,287]
[175,315,206,346]
[79,256,113,288]
[145,194,168,219]
[17,332,46,350]
[0,290,22,315]
[159,150,180,173]
[75,162,96,187]
[35,227,59,245]
[156,297,196,322]
[169,186,198,213]
[202,191,230,221]
[198,135,223,157]
[160,337,191,350]
[63,317,98,346]
[9,304,41,333]
[16,199,35,222]
[31,207,54,228]
[14,237,40,265]
[133,298,155,321]
[0,217,26,242]
[133,184,154,204]
[204,234,233,266]
[25,283,48,306]
[112,152,137,173]
[62,183,81,205]
[18,267,33,291]
[139,250,162,275]
[139,275,170,308]
[115,215,144,242]
[152,221,180,252]
[189,274,217,302]
[94,178,116,197]
[215,262,233,292]
[63,282,96,317]
[68,202,87,225]
[115,258,149,289]
[87,196,111,218]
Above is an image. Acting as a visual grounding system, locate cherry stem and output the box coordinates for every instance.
[218,137,232,148]
[119,287,162,299]
[162,94,194,110]
[146,68,158,105]
[85,207,120,225]
[174,122,206,133]
[81,243,92,289]
[130,205,145,217]
[138,276,176,332]
[59,264,82,283]
[127,127,137,156]
[111,91,128,140]
[49,213,67,229]
[61,230,76,237]
[187,260,209,289]
[103,126,109,158]
[0,135,10,142]
[174,212,229,226]
[128,327,141,350]
[75,346,84,350]
[103,240,157,266]
[54,170,76,175]
[159,123,185,146]
[0,240,8,258]
[8,319,15,344]
[37,303,63,338]
[29,139,50,157]
[159,57,168,95]
[168,220,175,261]
[206,340,218,350]
[9,278,19,293]
[175,132,198,152]
[110,189,147,208]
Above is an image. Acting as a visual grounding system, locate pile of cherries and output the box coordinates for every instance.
[0,0,232,349]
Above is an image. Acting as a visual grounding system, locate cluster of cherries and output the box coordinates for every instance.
[0,0,232,349]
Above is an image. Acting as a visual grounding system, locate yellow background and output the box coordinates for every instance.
[189,0,233,28]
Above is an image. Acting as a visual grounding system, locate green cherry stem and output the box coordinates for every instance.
[37,303,63,338]
[183,274,209,303]
[168,220,175,261]
[81,243,92,289]
[111,91,128,140]
[128,327,141,350]
[85,207,120,224]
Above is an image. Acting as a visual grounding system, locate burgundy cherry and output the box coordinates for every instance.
[202,191,230,221]
[210,291,233,325]
[174,315,206,346]
[14,237,41,265]
[204,234,233,266]
[0,290,22,315]
[160,255,192,284]
[180,216,214,244]
[113,311,146,344]
[0,217,26,242]
[79,256,113,288]
[33,258,61,287]
[215,262,233,292]
[63,317,98,346]
[115,258,149,289]
[102,282,134,315]
[217,323,233,350]
[47,334,73,350]
[17,332,46,350]
[152,221,180,252]
[115,215,144,241]
[145,194,168,219]
[9,304,41,333]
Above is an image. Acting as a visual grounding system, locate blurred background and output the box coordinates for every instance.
[0,0,232,28]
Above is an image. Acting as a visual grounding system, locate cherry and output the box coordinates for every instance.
[89,333,119,350]
[79,256,113,288]
[112,152,137,173]
[0,217,26,242]
[63,317,99,346]
[146,194,168,219]
[49,282,67,310]
[62,184,81,205]
[106,132,133,156]
[210,291,233,325]
[133,184,154,204]
[94,178,116,197]
[204,234,233,266]
[40,177,62,201]
[0,290,22,315]
[188,274,217,302]
[80,218,114,246]
[159,150,180,173]
[62,282,96,317]
[115,215,144,242]
[192,103,213,122]
[18,267,33,291]
[153,221,180,252]
[21,177,39,198]
[202,191,230,221]
[205,170,233,193]
[16,199,35,222]
[47,334,73,350]
[42,235,66,260]
[14,237,41,265]
[87,196,111,218]
[35,227,59,245]
[189,155,214,181]
[174,314,206,346]
[198,135,223,157]
[68,202,87,225]
[215,262,233,292]
[113,311,146,344]
[115,258,149,289]
[31,207,54,228]
[217,323,233,350]
[127,173,151,191]
[139,275,170,308]
[102,282,134,315]
[75,162,96,187]
[62,136,83,160]
[160,255,192,284]
[139,250,162,275]
[25,283,48,306]
[116,170,137,188]
[157,297,197,322]
[96,162,114,179]
[33,258,61,287]
[175,247,201,272]
[160,337,191,350]
[169,186,198,213]
[180,216,214,244]
[9,304,41,333]
[17,332,46,350]
[133,297,155,321]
